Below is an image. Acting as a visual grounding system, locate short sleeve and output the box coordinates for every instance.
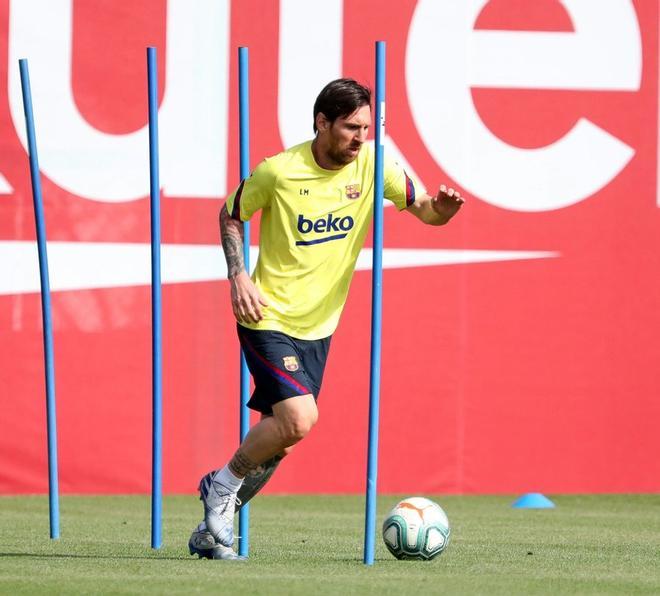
[383,155,426,211]
[226,158,276,221]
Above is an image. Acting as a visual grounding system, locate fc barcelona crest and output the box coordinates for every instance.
[345,184,361,200]
[283,356,299,372]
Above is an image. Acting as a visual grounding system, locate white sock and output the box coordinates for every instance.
[211,465,243,493]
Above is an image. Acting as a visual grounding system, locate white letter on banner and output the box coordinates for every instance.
[406,0,641,212]
[0,175,12,194]
[8,0,229,202]
[278,0,343,148]
[277,1,424,194]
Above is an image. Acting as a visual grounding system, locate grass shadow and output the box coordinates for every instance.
[0,551,187,561]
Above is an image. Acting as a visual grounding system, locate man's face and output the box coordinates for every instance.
[319,104,371,167]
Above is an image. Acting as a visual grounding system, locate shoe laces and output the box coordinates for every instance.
[211,484,242,517]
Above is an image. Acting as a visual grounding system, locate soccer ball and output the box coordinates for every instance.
[382,497,450,560]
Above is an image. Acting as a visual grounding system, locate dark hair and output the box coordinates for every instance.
[313,78,371,133]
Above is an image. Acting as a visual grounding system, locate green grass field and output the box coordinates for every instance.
[1,494,659,594]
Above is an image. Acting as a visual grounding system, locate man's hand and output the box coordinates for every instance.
[406,184,465,225]
[430,185,464,223]
[230,271,269,324]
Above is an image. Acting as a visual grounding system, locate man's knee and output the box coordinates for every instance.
[273,394,318,445]
[285,418,315,444]
[282,409,317,444]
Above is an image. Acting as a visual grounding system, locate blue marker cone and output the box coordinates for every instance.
[512,493,555,509]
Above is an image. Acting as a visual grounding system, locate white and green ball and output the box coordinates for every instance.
[382,497,450,560]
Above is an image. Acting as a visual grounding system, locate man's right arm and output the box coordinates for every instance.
[219,204,268,323]
[220,204,247,278]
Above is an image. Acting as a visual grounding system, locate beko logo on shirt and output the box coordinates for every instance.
[296,213,354,246]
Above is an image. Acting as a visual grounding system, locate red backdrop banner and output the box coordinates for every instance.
[0,0,658,494]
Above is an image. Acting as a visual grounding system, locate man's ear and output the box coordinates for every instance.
[316,112,330,132]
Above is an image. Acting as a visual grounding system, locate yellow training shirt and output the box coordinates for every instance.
[225,140,423,340]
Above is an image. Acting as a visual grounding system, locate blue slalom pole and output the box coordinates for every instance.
[237,46,251,558]
[18,58,60,541]
[147,47,163,550]
[364,40,386,566]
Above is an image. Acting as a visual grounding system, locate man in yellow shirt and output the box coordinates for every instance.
[189,79,464,560]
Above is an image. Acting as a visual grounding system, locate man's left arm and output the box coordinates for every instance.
[406,184,464,226]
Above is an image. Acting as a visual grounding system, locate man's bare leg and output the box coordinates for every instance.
[236,412,296,509]
[197,394,318,548]
[230,394,317,467]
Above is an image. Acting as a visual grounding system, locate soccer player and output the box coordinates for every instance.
[188,79,464,560]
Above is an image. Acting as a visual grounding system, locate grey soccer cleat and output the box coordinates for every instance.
[188,524,246,561]
[211,544,247,561]
[188,524,217,560]
[198,472,241,547]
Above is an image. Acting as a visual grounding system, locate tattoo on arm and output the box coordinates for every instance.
[228,449,258,478]
[220,205,246,279]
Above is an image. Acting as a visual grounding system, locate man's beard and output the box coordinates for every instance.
[327,142,361,167]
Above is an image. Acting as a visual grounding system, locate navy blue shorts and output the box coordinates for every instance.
[236,324,332,415]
